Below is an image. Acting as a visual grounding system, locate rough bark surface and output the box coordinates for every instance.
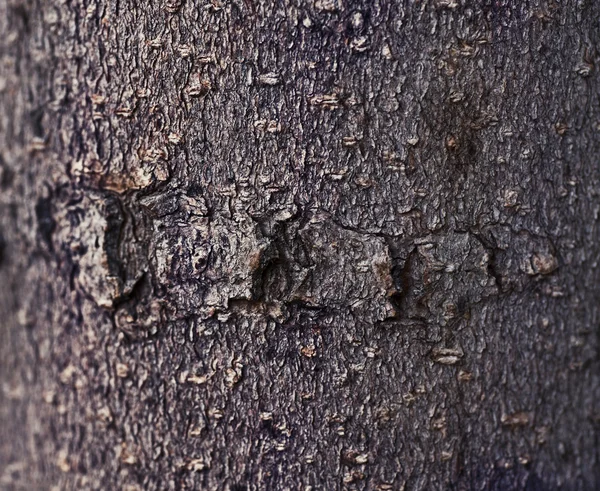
[1,0,599,489]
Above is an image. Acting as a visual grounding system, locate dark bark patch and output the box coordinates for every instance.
[0,230,5,268]
[103,195,125,280]
[9,5,29,34]
[0,165,14,190]
[29,107,45,138]
[35,196,55,252]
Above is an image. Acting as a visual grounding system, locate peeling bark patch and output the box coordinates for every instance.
[530,252,558,275]
[431,347,464,365]
[501,412,531,428]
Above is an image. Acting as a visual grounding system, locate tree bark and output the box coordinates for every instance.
[1,0,599,489]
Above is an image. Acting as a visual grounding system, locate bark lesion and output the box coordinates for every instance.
[387,246,427,323]
[473,225,560,294]
[113,273,164,341]
[202,211,396,322]
[380,230,501,333]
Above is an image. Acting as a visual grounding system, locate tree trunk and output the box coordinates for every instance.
[1,0,599,489]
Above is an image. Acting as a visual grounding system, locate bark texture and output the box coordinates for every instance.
[1,0,599,489]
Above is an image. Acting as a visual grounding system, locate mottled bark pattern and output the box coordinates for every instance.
[1,0,599,489]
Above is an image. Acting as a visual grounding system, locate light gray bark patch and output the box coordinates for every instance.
[53,192,123,308]
[204,214,272,310]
